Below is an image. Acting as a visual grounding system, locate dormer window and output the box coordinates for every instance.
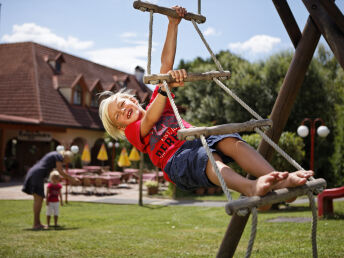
[118,80,127,88]
[44,53,64,75]
[73,84,83,105]
[55,61,61,74]
[113,74,128,89]
[90,88,100,107]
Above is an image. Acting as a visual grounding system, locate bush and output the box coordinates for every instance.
[331,104,344,187]
[144,180,158,188]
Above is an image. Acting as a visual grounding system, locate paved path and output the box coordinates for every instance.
[1,180,343,207]
[0,181,227,207]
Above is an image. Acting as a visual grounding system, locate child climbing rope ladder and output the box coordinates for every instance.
[100,2,326,257]
[100,4,315,201]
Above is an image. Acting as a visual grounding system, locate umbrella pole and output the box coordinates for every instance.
[138,152,144,206]
[65,163,69,204]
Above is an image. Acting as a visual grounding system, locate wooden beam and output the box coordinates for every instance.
[133,1,206,24]
[143,71,231,84]
[216,215,250,258]
[226,178,326,215]
[0,129,4,172]
[220,17,321,258]
[302,0,344,69]
[0,123,67,132]
[272,0,302,48]
[258,17,321,162]
[319,0,344,35]
[177,119,272,140]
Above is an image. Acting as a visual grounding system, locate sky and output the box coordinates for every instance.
[1,0,343,78]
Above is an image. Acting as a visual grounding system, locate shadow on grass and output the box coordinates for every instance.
[320,212,344,220]
[23,226,80,231]
[140,204,168,210]
[259,205,312,214]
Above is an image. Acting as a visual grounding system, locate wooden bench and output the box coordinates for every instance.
[317,186,344,217]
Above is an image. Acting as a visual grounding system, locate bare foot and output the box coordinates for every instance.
[249,171,288,196]
[275,170,314,189]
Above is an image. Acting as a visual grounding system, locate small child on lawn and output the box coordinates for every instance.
[98,6,313,197]
[46,170,63,227]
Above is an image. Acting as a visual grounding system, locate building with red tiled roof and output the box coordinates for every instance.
[0,42,152,178]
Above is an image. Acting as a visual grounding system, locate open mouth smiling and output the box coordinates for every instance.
[127,109,133,119]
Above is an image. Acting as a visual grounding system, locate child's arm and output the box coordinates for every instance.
[160,6,185,74]
[140,6,187,138]
[56,162,80,184]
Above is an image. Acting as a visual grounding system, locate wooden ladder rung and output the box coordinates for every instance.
[133,1,206,24]
[144,71,231,84]
[225,178,327,216]
[177,119,272,140]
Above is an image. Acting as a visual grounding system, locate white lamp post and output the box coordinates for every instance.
[297,118,329,171]
[107,141,120,171]
[71,145,79,154]
[56,145,65,152]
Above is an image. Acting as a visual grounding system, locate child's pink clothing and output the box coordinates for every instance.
[125,86,192,182]
[46,183,62,202]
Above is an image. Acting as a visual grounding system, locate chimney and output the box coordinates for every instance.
[134,65,145,85]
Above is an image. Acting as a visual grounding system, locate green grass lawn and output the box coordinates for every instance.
[0,200,343,257]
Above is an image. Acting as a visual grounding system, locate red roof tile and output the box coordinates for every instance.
[0,42,152,129]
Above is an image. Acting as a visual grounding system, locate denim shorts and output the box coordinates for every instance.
[164,133,243,191]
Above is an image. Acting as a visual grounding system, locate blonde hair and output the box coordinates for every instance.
[61,150,73,161]
[98,89,136,140]
[49,170,60,182]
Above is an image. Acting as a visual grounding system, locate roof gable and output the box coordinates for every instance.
[0,41,152,129]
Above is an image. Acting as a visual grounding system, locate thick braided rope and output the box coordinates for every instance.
[147,10,154,75]
[245,207,258,258]
[198,0,201,14]
[213,78,264,120]
[307,191,318,258]
[162,81,231,200]
[163,80,185,129]
[191,19,224,72]
[213,78,315,181]
[200,135,232,201]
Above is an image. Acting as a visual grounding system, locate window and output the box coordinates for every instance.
[55,61,61,74]
[118,81,127,88]
[73,84,82,105]
[90,88,99,107]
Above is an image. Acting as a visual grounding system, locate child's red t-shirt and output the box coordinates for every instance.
[47,183,62,202]
[125,86,192,182]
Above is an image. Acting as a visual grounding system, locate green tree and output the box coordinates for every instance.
[176,51,273,126]
[331,104,344,187]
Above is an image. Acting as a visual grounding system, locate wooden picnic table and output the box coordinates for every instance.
[83,166,103,174]
[68,168,88,175]
[75,174,121,189]
[142,172,165,182]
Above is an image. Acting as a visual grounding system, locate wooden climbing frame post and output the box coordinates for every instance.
[143,71,231,84]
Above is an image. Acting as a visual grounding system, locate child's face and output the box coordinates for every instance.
[108,96,143,129]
